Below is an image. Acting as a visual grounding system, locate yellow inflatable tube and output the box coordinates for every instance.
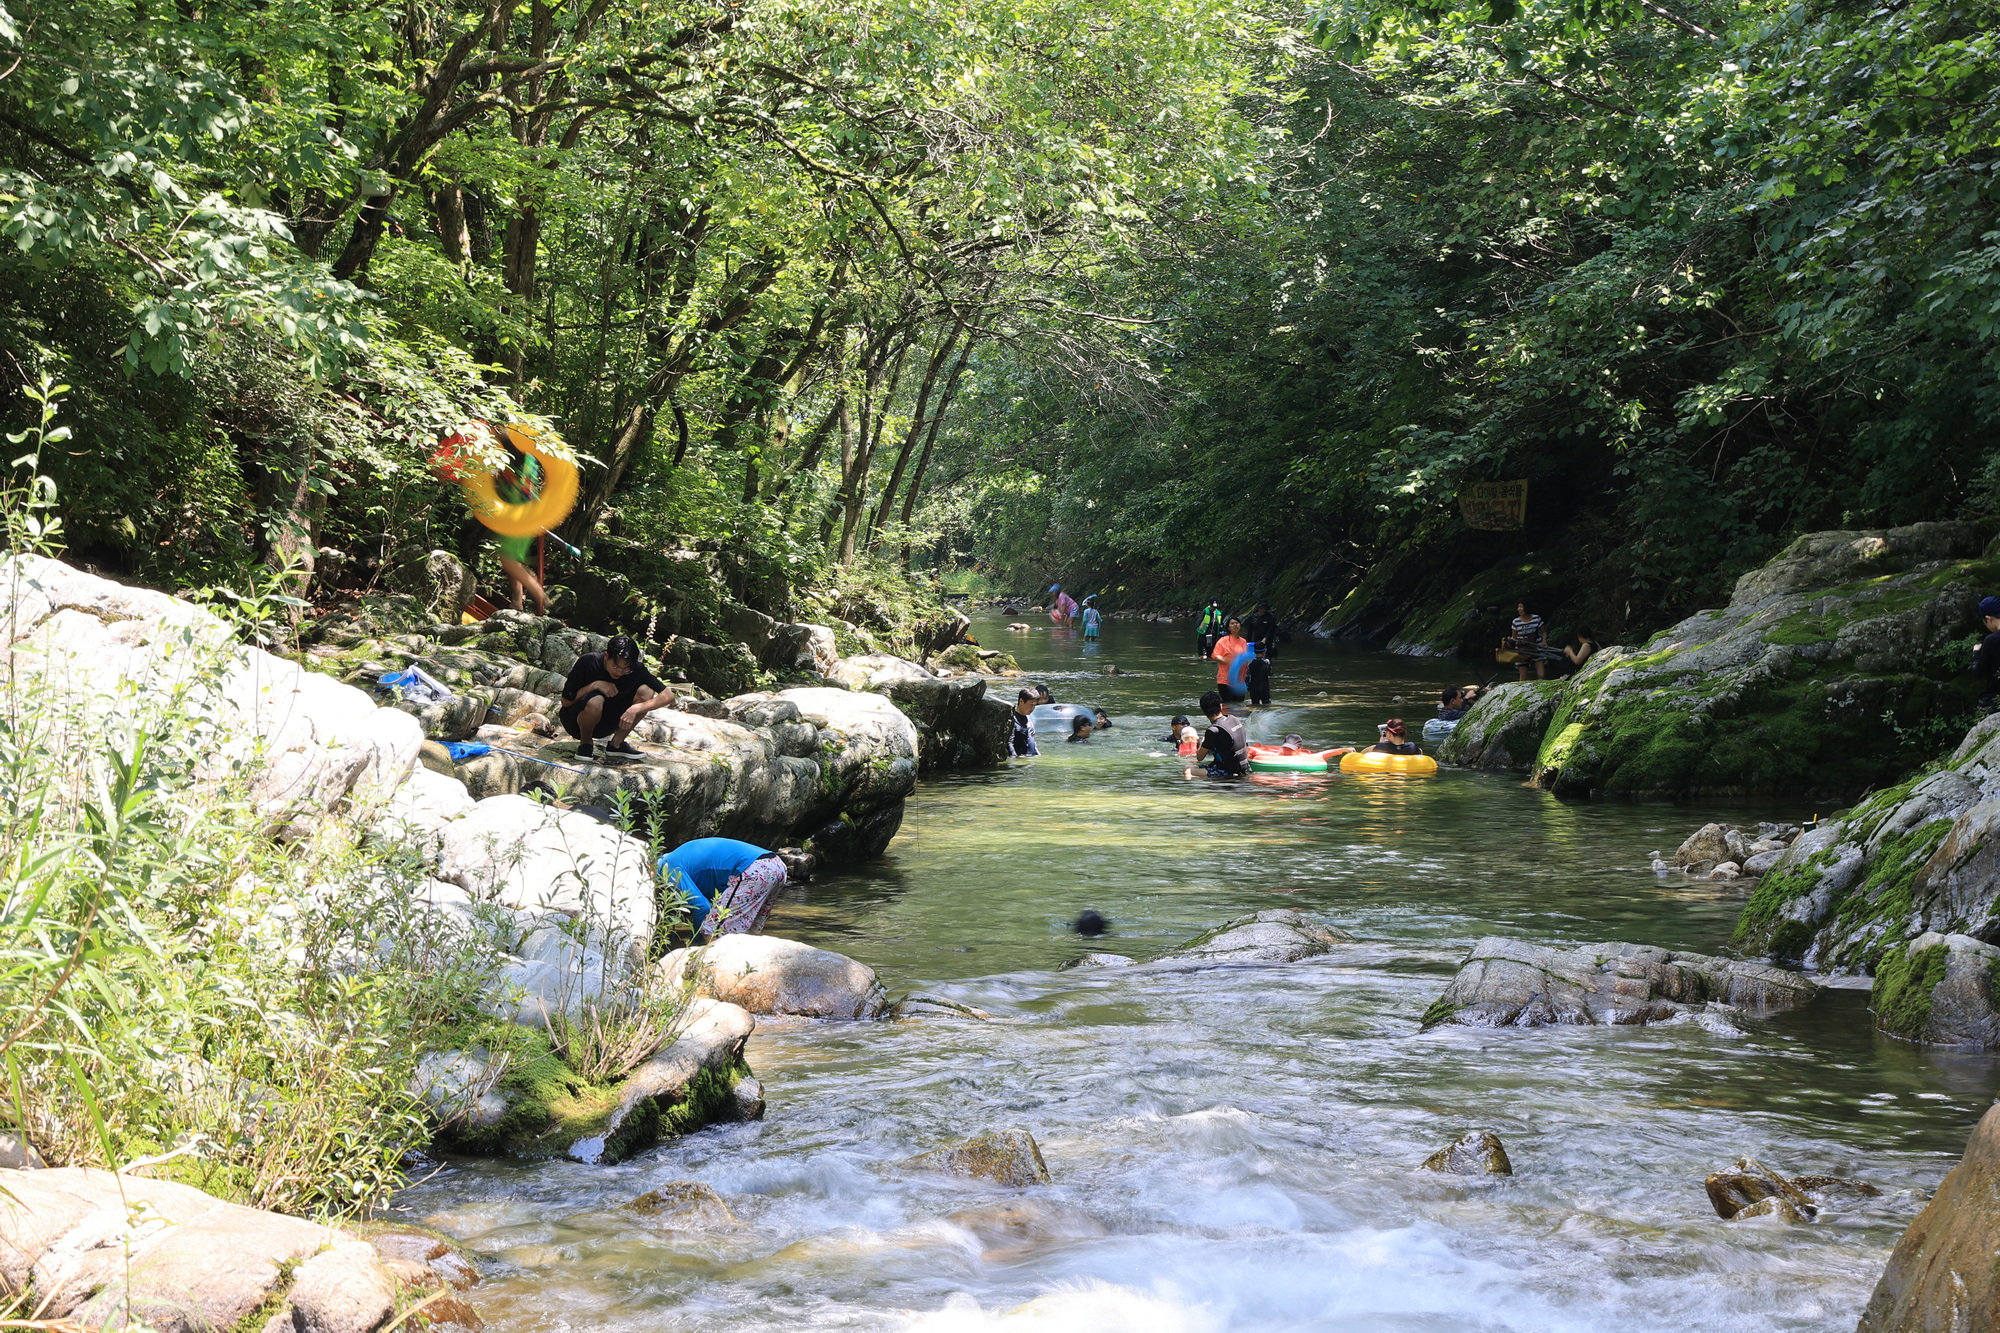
[1339,749,1439,776]
[455,422,579,538]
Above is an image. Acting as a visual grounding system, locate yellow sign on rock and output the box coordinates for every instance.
[1461,481,1528,531]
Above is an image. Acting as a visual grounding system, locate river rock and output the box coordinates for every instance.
[1704,1157,1818,1220]
[0,1166,404,1333]
[1157,909,1355,964]
[1525,522,1985,799]
[900,1129,1051,1187]
[1870,932,2000,1047]
[566,997,756,1165]
[1437,680,1564,772]
[657,934,889,1019]
[1420,937,1818,1029]
[1674,823,1734,867]
[365,1232,478,1289]
[629,1180,738,1226]
[890,994,994,1020]
[1420,1131,1513,1176]
[1860,1103,2000,1330]
[946,1200,1108,1253]
[1058,953,1137,970]
[437,794,657,961]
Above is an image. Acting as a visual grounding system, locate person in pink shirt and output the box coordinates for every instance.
[1049,584,1079,623]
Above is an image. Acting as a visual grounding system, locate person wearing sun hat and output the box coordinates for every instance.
[1975,596,2000,711]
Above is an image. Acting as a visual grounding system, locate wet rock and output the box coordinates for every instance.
[565,998,756,1165]
[656,934,889,1020]
[1704,1157,1818,1220]
[1872,932,2000,1048]
[1860,1103,2000,1330]
[1742,848,1786,875]
[1734,1196,1810,1224]
[1419,1131,1513,1176]
[402,1294,484,1333]
[890,994,994,1020]
[1708,862,1741,881]
[900,1129,1051,1187]
[946,1200,1108,1252]
[1674,823,1733,868]
[1792,1173,1881,1202]
[730,1077,766,1120]
[0,1166,401,1333]
[628,1180,739,1227]
[1157,909,1354,964]
[1058,953,1137,971]
[1421,937,1818,1029]
[365,1232,478,1290]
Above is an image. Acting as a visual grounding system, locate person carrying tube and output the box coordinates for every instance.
[1210,616,1253,702]
[491,442,549,614]
[1049,584,1079,624]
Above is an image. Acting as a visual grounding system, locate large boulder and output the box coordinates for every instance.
[566,997,756,1165]
[1859,1102,2000,1331]
[820,655,1010,769]
[0,1167,404,1333]
[1420,937,1818,1029]
[436,794,657,960]
[656,934,889,1019]
[1156,909,1354,964]
[1438,680,1563,771]
[1870,932,2000,1048]
[1732,714,2000,976]
[1527,522,1985,799]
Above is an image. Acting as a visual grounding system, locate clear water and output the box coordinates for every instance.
[396,615,2000,1332]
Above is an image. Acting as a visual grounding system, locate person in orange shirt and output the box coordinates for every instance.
[1210,617,1252,702]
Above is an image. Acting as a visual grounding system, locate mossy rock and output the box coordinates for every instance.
[1528,522,1987,801]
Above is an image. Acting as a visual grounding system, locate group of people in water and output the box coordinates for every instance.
[1198,599,1282,705]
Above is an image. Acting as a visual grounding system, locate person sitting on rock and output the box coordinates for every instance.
[658,837,789,939]
[1067,715,1094,742]
[1009,688,1040,757]
[1563,626,1600,672]
[1366,719,1422,755]
[560,633,675,759]
[1976,596,2000,711]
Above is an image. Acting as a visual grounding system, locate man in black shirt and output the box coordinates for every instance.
[1977,597,2000,711]
[1009,688,1040,757]
[1243,599,1279,656]
[561,634,676,759]
[1194,689,1248,777]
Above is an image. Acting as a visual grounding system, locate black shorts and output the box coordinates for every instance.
[559,698,622,740]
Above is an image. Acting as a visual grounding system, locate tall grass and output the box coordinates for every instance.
[0,380,490,1214]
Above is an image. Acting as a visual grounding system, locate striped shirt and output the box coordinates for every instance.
[1511,614,1545,648]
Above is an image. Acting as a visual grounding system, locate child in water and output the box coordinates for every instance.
[1068,716,1094,743]
[1247,642,1273,706]
[1093,707,1114,729]
[1082,600,1102,640]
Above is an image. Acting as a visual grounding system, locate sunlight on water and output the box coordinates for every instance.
[397,614,2000,1332]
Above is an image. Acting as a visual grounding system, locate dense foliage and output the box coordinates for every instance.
[919,0,2000,644]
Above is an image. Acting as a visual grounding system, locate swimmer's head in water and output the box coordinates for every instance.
[1170,714,1190,730]
[1384,718,1408,738]
[1283,732,1304,750]
[1093,708,1112,727]
[1200,690,1223,718]
[1068,717,1092,741]
[1073,910,1109,937]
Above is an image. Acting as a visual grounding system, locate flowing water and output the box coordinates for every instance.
[398,615,2000,1331]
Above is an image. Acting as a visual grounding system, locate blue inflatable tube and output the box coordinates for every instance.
[1224,647,1255,691]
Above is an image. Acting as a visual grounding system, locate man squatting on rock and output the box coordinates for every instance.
[561,633,676,759]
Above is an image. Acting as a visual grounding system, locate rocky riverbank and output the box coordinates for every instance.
[1435,522,1994,801]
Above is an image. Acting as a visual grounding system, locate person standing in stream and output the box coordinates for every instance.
[560,634,677,759]
[1197,599,1226,658]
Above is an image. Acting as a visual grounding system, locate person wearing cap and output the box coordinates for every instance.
[1975,596,2000,710]
[1366,719,1422,755]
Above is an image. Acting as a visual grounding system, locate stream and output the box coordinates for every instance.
[396,614,2000,1331]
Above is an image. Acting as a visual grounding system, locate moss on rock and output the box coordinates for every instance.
[1873,941,1951,1041]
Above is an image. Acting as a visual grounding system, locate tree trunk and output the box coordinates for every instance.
[867,320,963,549]
[898,333,979,566]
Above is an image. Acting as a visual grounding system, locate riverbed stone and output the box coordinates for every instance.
[1870,932,2000,1048]
[1674,823,1734,867]
[1420,937,1818,1029]
[656,934,889,1019]
[900,1130,1051,1187]
[286,1241,398,1333]
[1704,1157,1818,1220]
[437,794,657,961]
[1420,1131,1513,1176]
[890,994,994,1020]
[1157,909,1355,964]
[1860,1103,2000,1329]
[629,1180,738,1226]
[1058,953,1137,970]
